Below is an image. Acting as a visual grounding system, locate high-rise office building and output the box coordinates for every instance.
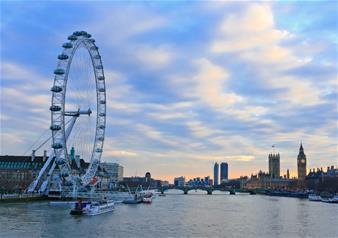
[286,169,290,179]
[297,143,307,180]
[214,162,219,186]
[174,176,185,187]
[220,162,228,183]
[268,153,280,179]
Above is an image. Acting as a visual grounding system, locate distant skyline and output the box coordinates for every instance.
[1,1,337,181]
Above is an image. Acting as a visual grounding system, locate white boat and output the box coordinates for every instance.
[330,195,338,203]
[142,195,153,203]
[70,199,114,215]
[308,194,321,201]
[321,195,338,204]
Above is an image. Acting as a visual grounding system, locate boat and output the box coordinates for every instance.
[123,194,143,204]
[321,194,338,204]
[142,193,153,203]
[267,190,308,198]
[70,199,114,215]
[308,194,321,201]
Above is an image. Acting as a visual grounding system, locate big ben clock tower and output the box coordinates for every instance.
[297,143,307,181]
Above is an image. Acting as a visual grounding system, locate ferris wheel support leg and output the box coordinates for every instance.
[27,150,55,193]
[40,116,78,192]
[65,116,78,139]
[72,183,78,199]
[38,161,57,193]
[28,116,78,193]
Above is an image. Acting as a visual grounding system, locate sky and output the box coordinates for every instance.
[0,1,337,182]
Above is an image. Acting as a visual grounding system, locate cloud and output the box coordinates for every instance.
[210,3,329,106]
[193,58,242,108]
[88,5,168,44]
[104,149,137,157]
[211,4,291,53]
[168,58,243,112]
[132,44,175,70]
[185,120,221,138]
[1,61,50,88]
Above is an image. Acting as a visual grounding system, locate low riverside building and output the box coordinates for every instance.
[0,151,117,193]
[96,162,123,190]
[100,162,124,182]
[306,166,338,193]
[244,171,297,190]
[0,154,47,193]
[121,172,164,189]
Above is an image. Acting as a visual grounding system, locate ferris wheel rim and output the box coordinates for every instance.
[50,31,106,187]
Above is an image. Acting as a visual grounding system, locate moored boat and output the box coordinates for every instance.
[321,194,338,204]
[70,199,114,216]
[123,193,143,204]
[142,193,153,203]
[308,194,321,202]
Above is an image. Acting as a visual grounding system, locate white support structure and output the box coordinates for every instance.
[28,115,79,193]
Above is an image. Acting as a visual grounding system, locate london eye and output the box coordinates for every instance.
[28,31,106,193]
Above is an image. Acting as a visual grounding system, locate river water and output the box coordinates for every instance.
[0,190,337,238]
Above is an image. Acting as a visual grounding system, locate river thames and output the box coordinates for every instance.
[0,191,337,238]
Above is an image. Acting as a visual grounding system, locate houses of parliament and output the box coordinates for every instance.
[268,143,307,180]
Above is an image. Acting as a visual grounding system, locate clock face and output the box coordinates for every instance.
[301,159,305,164]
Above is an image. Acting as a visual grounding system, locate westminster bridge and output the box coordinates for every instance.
[159,185,256,195]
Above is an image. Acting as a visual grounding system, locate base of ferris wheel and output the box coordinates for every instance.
[36,178,131,203]
[40,179,131,202]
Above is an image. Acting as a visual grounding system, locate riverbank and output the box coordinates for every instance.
[0,193,46,203]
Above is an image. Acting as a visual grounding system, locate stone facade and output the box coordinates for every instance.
[268,153,280,179]
[297,143,307,181]
[0,155,46,193]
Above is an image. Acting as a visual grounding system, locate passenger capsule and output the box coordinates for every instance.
[64,181,73,186]
[85,33,91,38]
[96,65,103,70]
[94,55,101,59]
[88,38,95,43]
[50,125,61,131]
[68,35,77,41]
[52,143,63,149]
[97,76,104,81]
[62,42,73,48]
[96,148,103,153]
[50,105,61,111]
[99,100,106,104]
[51,85,62,92]
[98,88,105,92]
[99,113,106,117]
[80,31,87,35]
[97,137,104,141]
[54,68,65,75]
[56,160,66,165]
[99,125,105,129]
[91,46,98,51]
[73,31,81,36]
[58,54,69,60]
